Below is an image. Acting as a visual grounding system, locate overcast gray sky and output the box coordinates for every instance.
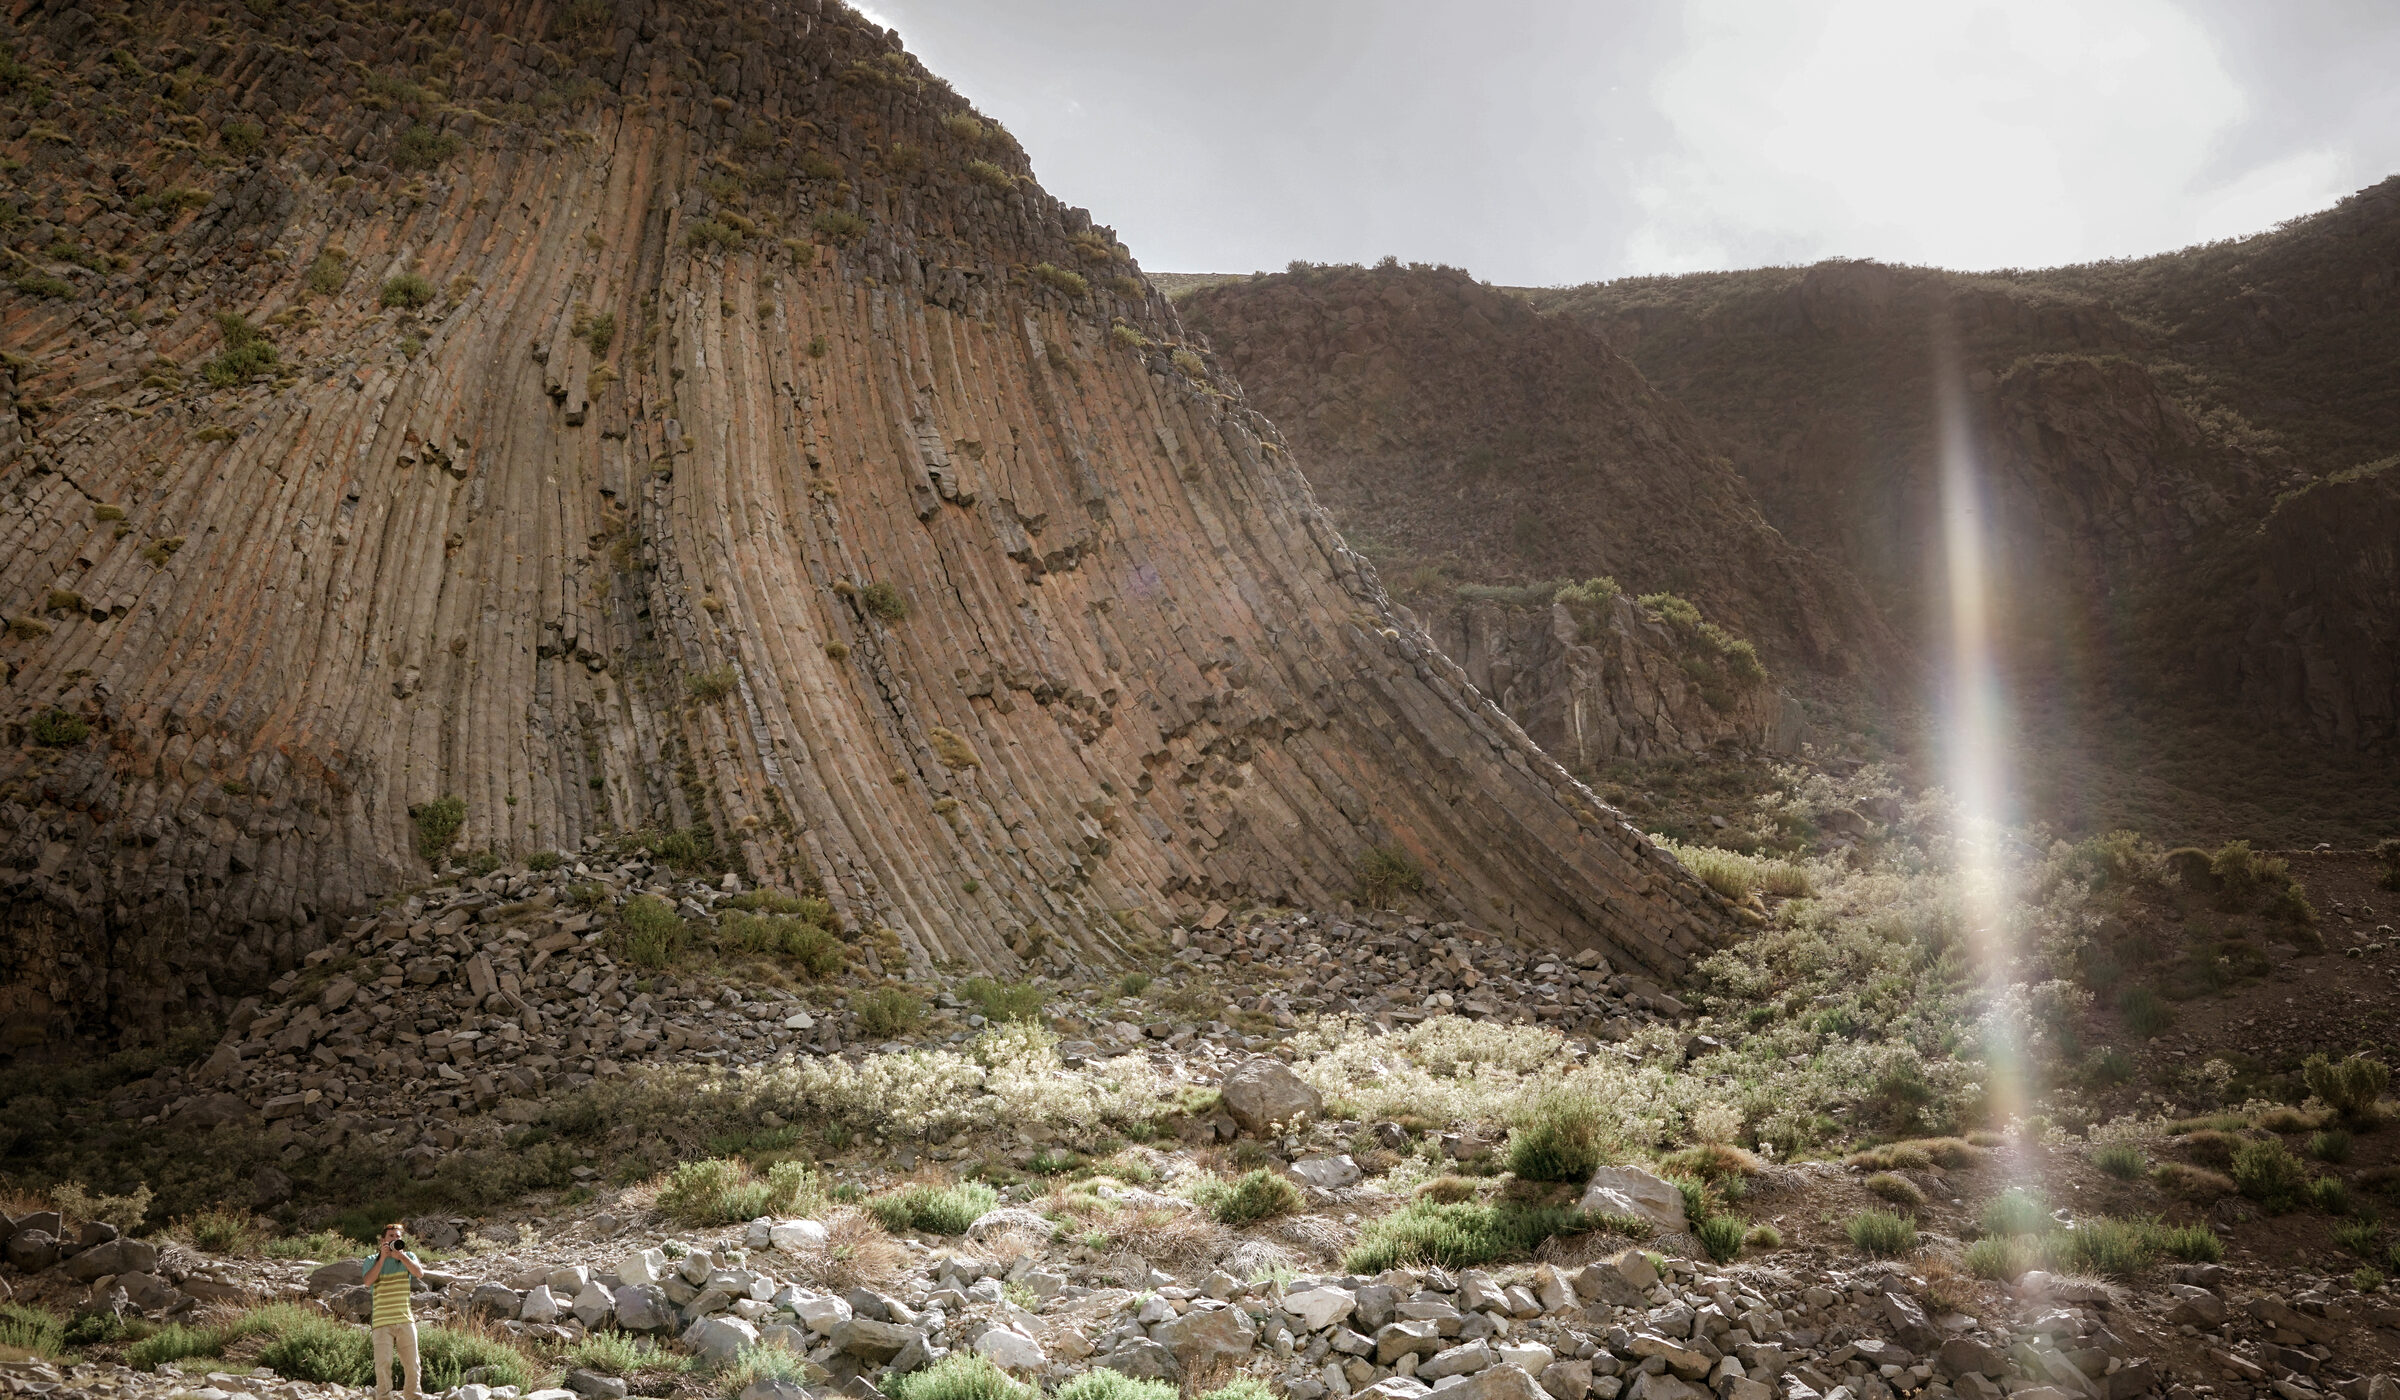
[850,0,2400,286]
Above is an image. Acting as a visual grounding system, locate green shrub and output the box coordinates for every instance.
[2049,1217,2152,1280]
[859,581,909,621]
[380,272,436,309]
[1117,972,1153,997]
[1846,1209,1917,1258]
[525,850,563,872]
[1507,1086,1614,1182]
[1865,1172,1927,1209]
[411,795,465,861]
[869,1180,998,1236]
[1963,1235,2040,1282]
[393,124,461,170]
[1056,1369,1177,1400]
[720,1343,812,1392]
[687,218,745,251]
[2147,1220,2224,1263]
[2087,1047,2135,1085]
[1742,1223,1782,1251]
[1031,262,1088,297]
[2357,1266,2387,1293]
[686,664,738,701]
[2094,1142,2146,1180]
[0,1304,65,1359]
[201,312,278,386]
[29,707,90,746]
[184,1206,253,1252]
[256,1311,371,1384]
[857,987,926,1038]
[2151,1162,2236,1200]
[1196,1383,1275,1400]
[2304,1054,2389,1126]
[2232,1139,2309,1213]
[616,895,690,970]
[660,1156,828,1225]
[306,246,347,294]
[1693,1213,1747,1263]
[964,159,1013,190]
[2311,1129,2354,1163]
[720,912,846,978]
[2334,1217,2383,1258]
[566,1330,649,1377]
[220,120,263,155]
[960,977,1045,1023]
[812,207,868,242]
[1196,1169,1304,1225]
[888,1352,1032,1400]
[2119,986,2171,1037]
[1358,845,1425,908]
[2311,1177,2353,1215]
[12,272,77,299]
[263,1229,357,1260]
[1342,1199,1594,1273]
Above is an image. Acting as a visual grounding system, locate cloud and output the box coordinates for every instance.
[1625,0,2289,273]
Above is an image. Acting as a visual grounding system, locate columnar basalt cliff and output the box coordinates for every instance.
[0,0,1729,1046]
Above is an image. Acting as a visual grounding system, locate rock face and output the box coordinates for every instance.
[0,3,1729,1046]
[1419,591,1805,765]
[1178,266,1902,695]
[1532,183,2400,828]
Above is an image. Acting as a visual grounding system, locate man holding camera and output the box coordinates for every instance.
[362,1222,427,1400]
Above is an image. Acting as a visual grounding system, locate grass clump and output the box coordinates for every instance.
[2305,1054,2389,1126]
[2311,1129,2354,1163]
[1963,1235,2041,1282]
[200,312,278,386]
[411,795,465,862]
[1055,1368,1176,1400]
[660,1157,829,1226]
[888,1352,1032,1400]
[566,1330,649,1376]
[859,580,909,621]
[2048,1217,2153,1280]
[857,987,926,1038]
[2094,1142,2147,1180]
[812,207,869,242]
[1195,1169,1304,1225]
[964,159,1013,190]
[686,664,739,701]
[1031,262,1088,297]
[1357,845,1426,908]
[2310,1177,2353,1215]
[29,708,89,746]
[1846,1209,1917,1258]
[2119,986,2172,1037]
[868,1180,998,1236]
[721,1343,813,1394]
[263,1229,356,1260]
[380,272,436,309]
[616,895,691,970]
[1507,1086,1615,1182]
[720,911,845,978]
[2232,1138,2310,1213]
[1692,1213,1747,1263]
[960,977,1044,1023]
[2334,1217,2384,1258]
[393,124,461,170]
[1342,1199,1594,1273]
[0,1304,65,1359]
[1742,1223,1782,1251]
[2151,1162,2236,1200]
[306,246,348,294]
[1865,1172,1927,1210]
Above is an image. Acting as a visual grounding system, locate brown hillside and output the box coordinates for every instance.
[0,0,1732,1048]
[1178,266,1903,694]
[1526,183,2400,844]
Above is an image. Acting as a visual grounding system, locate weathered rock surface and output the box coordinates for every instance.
[0,2,1729,1051]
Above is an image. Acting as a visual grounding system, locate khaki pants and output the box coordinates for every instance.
[371,1320,421,1400]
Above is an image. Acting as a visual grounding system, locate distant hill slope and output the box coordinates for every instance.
[1180,266,1903,697]
[1524,180,2400,840]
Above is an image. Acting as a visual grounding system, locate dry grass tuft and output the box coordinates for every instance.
[779,1207,907,1292]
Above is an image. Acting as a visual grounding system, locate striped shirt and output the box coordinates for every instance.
[362,1250,421,1327]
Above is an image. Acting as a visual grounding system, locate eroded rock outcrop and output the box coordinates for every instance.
[0,0,1726,1046]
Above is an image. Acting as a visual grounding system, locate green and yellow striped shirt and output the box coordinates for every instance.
[362,1251,421,1327]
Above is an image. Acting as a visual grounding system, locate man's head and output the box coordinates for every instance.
[381,1221,405,1247]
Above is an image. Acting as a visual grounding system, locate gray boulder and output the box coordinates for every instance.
[564,1369,629,1399]
[64,1237,160,1282]
[1155,1301,1257,1369]
[1098,1338,1181,1382]
[4,1231,57,1273]
[1219,1057,1323,1135]
[572,1282,617,1329]
[683,1315,760,1368]
[1575,1168,1686,1237]
[612,1283,675,1332]
[833,1317,920,1363]
[1446,1364,1558,1400]
[307,1257,367,1295]
[468,1282,524,1318]
[740,1380,808,1400]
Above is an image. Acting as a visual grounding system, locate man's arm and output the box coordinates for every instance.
[396,1249,426,1281]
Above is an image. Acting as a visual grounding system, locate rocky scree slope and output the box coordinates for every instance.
[1528,179,2400,826]
[0,0,1733,1049]
[1177,266,1904,737]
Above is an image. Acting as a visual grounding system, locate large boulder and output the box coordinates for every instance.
[564,1369,630,1399]
[1448,1364,1557,1400]
[1282,1286,1357,1332]
[615,1248,667,1287]
[1098,1338,1181,1382]
[684,1316,760,1368]
[611,1283,674,1332]
[572,1282,617,1329]
[306,1257,367,1295]
[4,1231,58,1273]
[468,1282,524,1318]
[767,1220,829,1253]
[520,1285,561,1323]
[975,1327,1047,1372]
[1575,1168,1687,1237]
[1219,1058,1323,1135]
[1155,1301,1257,1369]
[833,1317,920,1363]
[1291,1155,1362,1190]
[64,1237,160,1282]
